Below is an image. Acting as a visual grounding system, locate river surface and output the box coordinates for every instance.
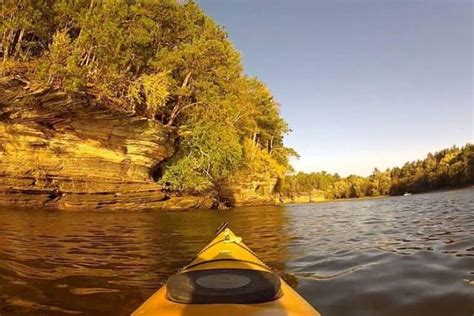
[0,187,473,315]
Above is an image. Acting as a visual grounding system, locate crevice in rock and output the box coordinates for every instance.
[150,161,165,182]
[45,187,64,203]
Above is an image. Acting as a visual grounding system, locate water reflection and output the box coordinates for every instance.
[0,188,473,315]
[0,205,292,315]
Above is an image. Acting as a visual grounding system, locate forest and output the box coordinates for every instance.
[281,144,474,200]
[2,2,471,201]
[0,0,295,193]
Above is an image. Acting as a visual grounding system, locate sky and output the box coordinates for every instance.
[198,0,473,176]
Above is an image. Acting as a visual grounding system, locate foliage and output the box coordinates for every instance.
[281,144,474,199]
[160,119,243,192]
[1,0,295,193]
[241,139,287,177]
[389,144,473,195]
[128,71,171,118]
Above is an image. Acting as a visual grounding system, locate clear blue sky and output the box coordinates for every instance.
[198,0,473,176]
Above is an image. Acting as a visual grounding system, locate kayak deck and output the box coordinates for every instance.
[133,227,320,316]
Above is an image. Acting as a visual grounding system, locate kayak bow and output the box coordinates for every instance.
[133,226,321,316]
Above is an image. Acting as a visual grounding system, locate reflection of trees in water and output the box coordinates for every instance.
[0,205,293,314]
[3,188,473,315]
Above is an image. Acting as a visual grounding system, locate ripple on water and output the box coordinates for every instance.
[0,188,473,315]
[297,250,474,315]
[1,297,81,315]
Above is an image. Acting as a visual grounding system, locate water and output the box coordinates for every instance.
[0,188,473,315]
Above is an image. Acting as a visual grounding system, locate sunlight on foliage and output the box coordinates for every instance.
[1,0,296,193]
[160,119,243,192]
[128,72,171,118]
[282,144,474,199]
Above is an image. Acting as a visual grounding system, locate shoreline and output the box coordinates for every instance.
[1,185,472,213]
[397,184,474,196]
[276,184,474,208]
[278,194,387,207]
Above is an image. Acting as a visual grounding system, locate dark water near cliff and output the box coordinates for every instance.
[0,188,473,315]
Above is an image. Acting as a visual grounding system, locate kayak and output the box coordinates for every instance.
[133,223,321,316]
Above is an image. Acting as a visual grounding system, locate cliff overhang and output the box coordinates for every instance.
[0,77,280,211]
[0,77,182,210]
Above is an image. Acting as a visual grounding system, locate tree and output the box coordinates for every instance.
[281,144,473,200]
[2,0,296,193]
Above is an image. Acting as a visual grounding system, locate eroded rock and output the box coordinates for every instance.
[0,77,176,210]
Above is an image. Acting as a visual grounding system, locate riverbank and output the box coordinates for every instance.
[277,184,474,207]
[396,184,474,196]
[1,78,471,212]
[0,77,177,211]
[0,77,280,211]
[276,194,387,208]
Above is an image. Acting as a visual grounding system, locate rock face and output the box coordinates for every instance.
[0,77,179,210]
[0,77,288,211]
[218,169,280,207]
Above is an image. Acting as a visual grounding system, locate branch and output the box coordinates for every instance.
[181,71,192,88]
[175,101,202,117]
[165,101,203,126]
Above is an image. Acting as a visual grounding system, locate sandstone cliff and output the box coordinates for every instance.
[0,77,191,210]
[218,168,280,207]
[0,77,277,211]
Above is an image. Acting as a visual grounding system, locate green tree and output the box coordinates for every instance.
[2,0,295,193]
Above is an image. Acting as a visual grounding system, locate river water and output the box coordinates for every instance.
[0,187,473,315]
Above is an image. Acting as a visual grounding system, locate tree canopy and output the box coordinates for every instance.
[3,2,469,198]
[1,0,295,192]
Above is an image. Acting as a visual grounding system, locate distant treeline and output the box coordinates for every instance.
[281,144,474,199]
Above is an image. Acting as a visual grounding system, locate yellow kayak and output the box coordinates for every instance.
[133,224,321,316]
